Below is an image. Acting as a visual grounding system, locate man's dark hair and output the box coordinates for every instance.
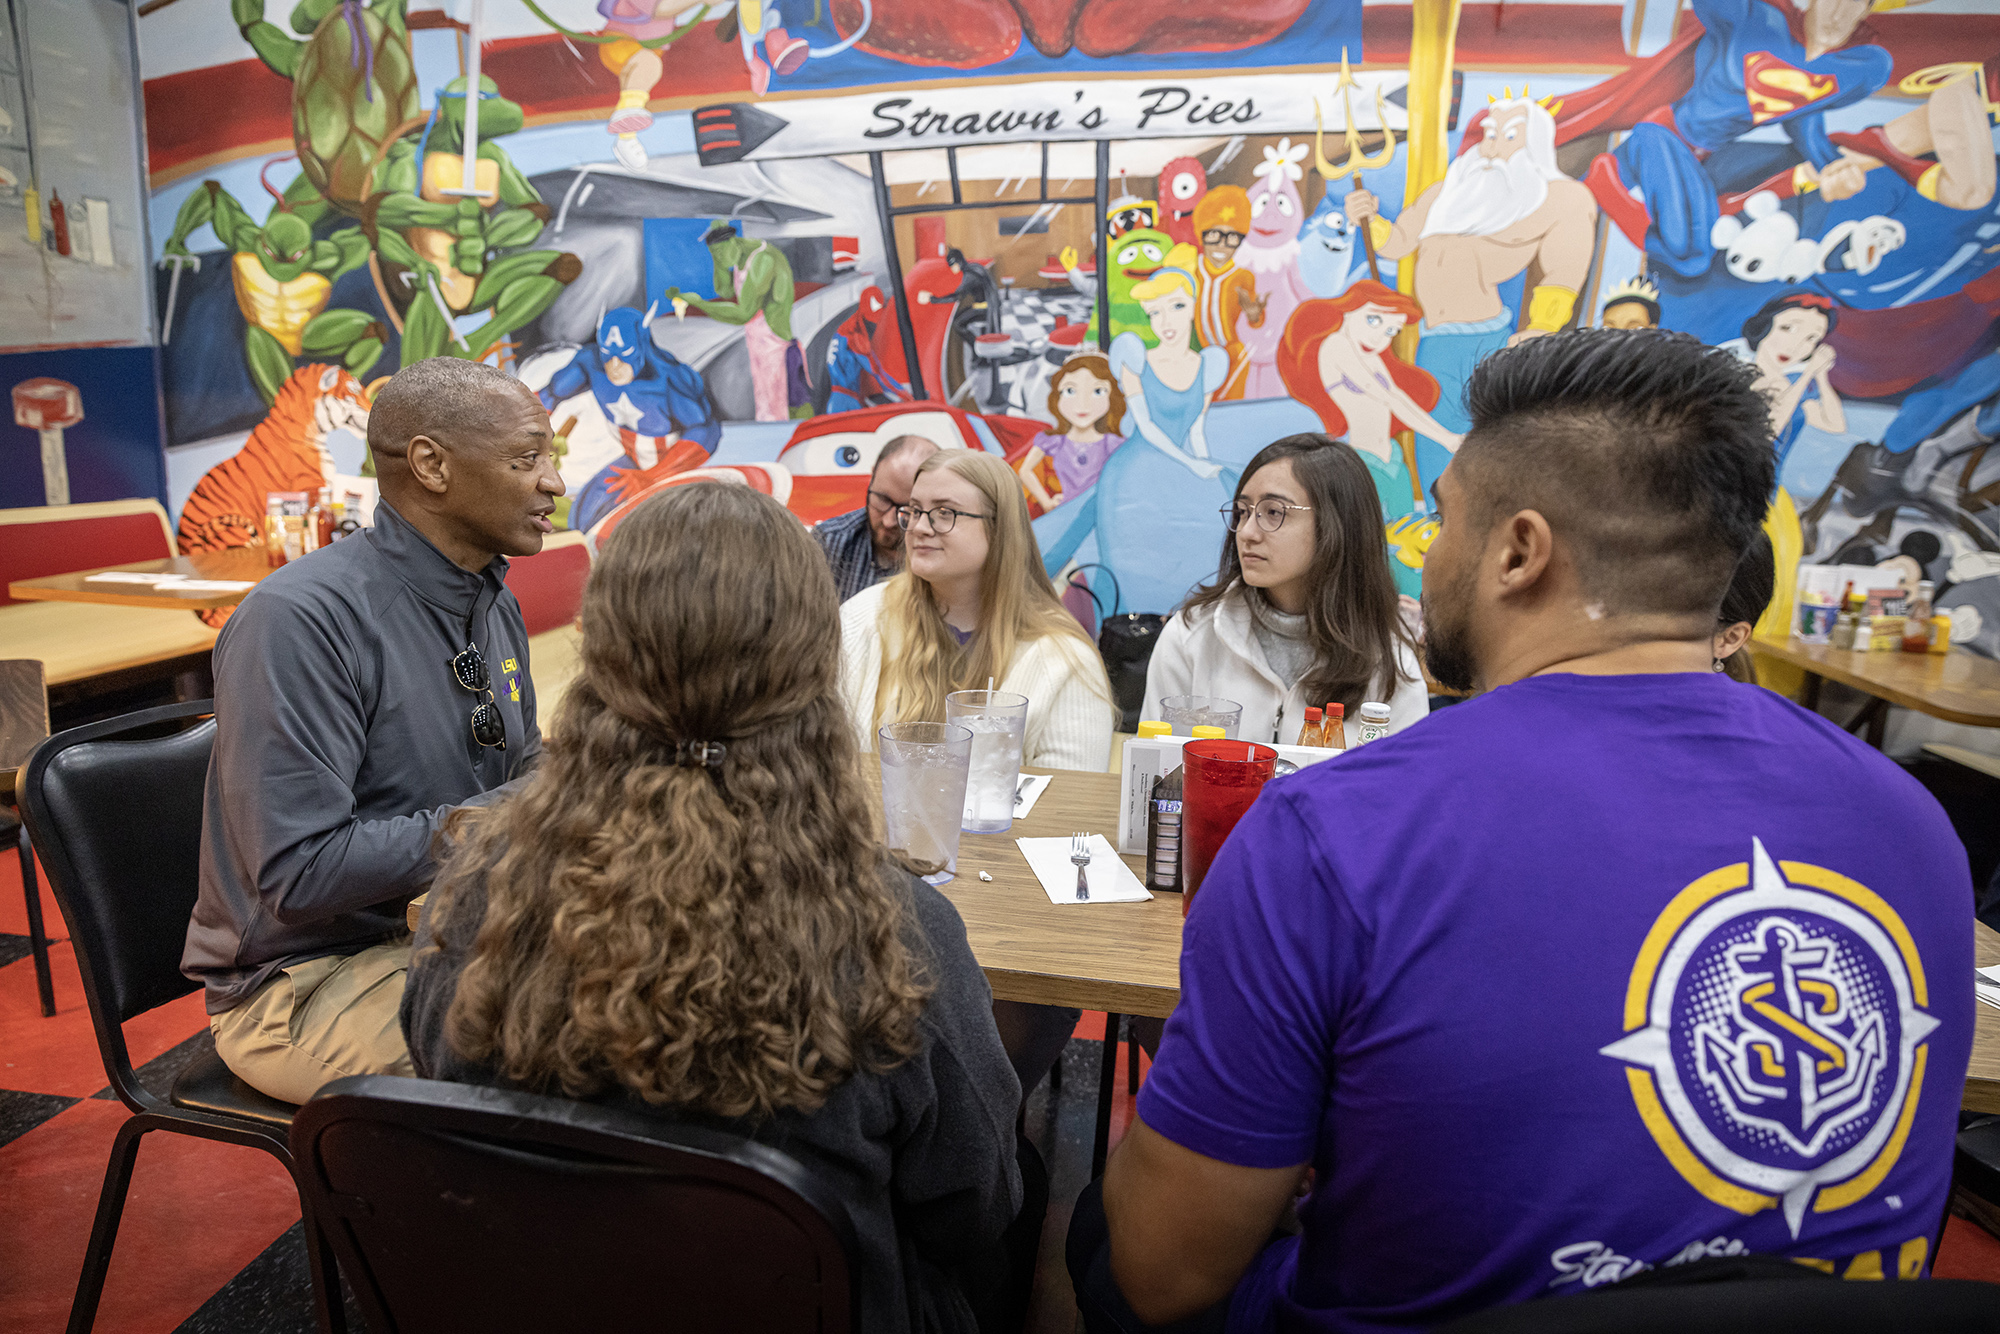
[1718,530,1775,628]
[1457,329,1775,620]
[702,220,737,245]
[367,357,526,464]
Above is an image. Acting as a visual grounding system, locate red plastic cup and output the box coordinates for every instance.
[1181,738,1277,915]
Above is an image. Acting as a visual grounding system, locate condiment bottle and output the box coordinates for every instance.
[1296,706,1323,747]
[49,191,69,257]
[1146,762,1183,893]
[1929,615,1951,654]
[264,495,287,567]
[1190,725,1225,740]
[1829,611,1857,650]
[1323,702,1347,751]
[1357,702,1392,744]
[1902,581,1935,653]
[337,490,365,538]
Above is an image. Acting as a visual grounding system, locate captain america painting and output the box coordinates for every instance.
[538,305,722,534]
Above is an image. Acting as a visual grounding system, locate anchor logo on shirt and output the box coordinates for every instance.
[1693,918,1886,1157]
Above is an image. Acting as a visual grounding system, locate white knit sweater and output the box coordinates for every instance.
[838,581,1116,773]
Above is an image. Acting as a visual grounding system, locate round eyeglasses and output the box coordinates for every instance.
[1222,500,1313,533]
[898,504,995,535]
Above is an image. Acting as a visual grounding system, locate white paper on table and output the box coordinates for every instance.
[1015,834,1152,905]
[1978,964,2000,1011]
[85,571,185,584]
[1012,773,1053,819]
[168,579,255,592]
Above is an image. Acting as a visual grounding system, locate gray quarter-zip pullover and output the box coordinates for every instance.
[182,499,541,1013]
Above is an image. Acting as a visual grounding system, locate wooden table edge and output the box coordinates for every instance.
[6,581,247,611]
[1748,638,2000,728]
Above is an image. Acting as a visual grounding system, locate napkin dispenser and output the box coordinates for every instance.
[1117,735,1340,855]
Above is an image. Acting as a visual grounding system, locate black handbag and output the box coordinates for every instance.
[1067,565,1165,732]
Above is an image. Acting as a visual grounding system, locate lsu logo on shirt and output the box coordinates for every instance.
[501,658,521,702]
[1743,51,1840,125]
[1600,839,1939,1238]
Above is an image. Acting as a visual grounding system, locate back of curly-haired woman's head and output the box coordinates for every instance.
[430,482,931,1120]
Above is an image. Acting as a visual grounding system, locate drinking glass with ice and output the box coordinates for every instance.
[945,690,1028,834]
[878,721,974,884]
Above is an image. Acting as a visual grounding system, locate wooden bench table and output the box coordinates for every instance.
[1749,634,2000,746]
[7,550,271,611]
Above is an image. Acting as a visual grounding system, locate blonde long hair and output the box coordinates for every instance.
[874,450,1106,728]
[429,483,930,1119]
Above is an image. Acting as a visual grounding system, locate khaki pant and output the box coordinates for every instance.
[211,938,416,1105]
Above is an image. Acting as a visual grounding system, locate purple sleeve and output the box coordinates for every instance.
[1136,785,1363,1168]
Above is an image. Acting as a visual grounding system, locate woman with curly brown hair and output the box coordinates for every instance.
[402,482,1039,1334]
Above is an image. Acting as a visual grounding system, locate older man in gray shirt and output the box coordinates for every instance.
[183,357,564,1104]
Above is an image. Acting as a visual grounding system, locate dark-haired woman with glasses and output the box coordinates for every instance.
[1142,433,1426,749]
[838,448,1114,772]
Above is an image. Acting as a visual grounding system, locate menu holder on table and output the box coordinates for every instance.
[1015,834,1152,905]
[1979,964,2000,1012]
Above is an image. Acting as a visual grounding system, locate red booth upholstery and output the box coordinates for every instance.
[503,530,590,637]
[0,501,176,607]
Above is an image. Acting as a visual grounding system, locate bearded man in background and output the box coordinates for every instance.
[1347,95,1598,461]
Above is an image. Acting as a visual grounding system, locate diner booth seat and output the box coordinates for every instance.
[292,1074,858,1333]
[17,700,346,1334]
[504,528,589,727]
[0,499,176,607]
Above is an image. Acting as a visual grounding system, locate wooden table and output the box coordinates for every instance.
[1749,634,2000,745]
[0,599,217,688]
[926,769,1182,1019]
[7,550,271,611]
[1971,921,2000,1115]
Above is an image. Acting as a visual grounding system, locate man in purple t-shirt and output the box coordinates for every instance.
[1070,330,1978,1331]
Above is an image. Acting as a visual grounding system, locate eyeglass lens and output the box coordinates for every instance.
[898,505,959,534]
[1225,501,1291,533]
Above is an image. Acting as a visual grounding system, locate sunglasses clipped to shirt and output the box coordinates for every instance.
[451,641,508,750]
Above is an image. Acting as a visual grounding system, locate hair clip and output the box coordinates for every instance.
[674,740,728,770]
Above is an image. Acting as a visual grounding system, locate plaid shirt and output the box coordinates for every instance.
[815,506,898,603]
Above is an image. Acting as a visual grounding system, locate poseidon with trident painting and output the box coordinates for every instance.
[1345,89,1598,483]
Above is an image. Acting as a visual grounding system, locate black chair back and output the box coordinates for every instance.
[293,1075,859,1333]
[18,700,215,1096]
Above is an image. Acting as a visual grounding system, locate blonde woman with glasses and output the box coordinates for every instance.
[839,449,1114,773]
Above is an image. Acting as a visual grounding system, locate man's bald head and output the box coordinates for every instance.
[367,357,533,469]
[363,357,563,569]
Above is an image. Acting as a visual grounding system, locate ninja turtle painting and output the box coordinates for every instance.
[232,0,420,220]
[159,181,387,405]
[367,75,582,367]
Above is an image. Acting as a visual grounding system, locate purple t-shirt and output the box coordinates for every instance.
[1141,673,1973,1332]
[1034,430,1123,497]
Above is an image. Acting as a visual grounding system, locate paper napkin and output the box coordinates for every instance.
[1015,834,1151,906]
[1013,773,1053,819]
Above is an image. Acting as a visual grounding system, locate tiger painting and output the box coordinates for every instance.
[177,363,372,628]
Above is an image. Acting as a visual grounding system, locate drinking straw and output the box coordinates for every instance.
[987,677,995,693]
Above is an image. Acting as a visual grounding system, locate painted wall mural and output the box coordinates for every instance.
[136,0,2000,653]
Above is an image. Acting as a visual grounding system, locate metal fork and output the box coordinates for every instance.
[1071,831,1091,901]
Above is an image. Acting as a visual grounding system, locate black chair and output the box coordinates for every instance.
[1435,1254,2000,1332]
[1959,1112,2000,1239]
[291,1074,860,1334]
[17,700,346,1334]
[1,657,55,1016]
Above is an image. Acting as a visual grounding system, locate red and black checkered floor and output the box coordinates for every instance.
[2,850,1995,1333]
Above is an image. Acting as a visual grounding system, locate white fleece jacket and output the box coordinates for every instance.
[839,581,1116,773]
[1141,586,1429,747]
